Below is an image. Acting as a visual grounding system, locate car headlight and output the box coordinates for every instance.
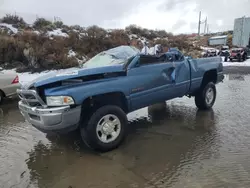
[46,96,75,106]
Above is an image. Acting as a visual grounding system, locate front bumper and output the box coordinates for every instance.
[18,101,81,133]
[230,55,241,60]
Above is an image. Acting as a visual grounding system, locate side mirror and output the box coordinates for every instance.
[133,58,140,67]
[134,61,140,67]
[169,56,173,62]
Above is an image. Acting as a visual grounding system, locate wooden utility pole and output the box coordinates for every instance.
[198,11,201,36]
[204,17,207,34]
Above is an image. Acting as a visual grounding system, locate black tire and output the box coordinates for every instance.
[195,82,216,110]
[243,54,247,61]
[238,55,242,62]
[0,91,4,105]
[241,56,244,62]
[80,105,128,152]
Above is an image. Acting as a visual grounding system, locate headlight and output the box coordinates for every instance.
[46,96,75,106]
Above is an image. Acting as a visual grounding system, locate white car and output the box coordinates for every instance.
[0,67,21,104]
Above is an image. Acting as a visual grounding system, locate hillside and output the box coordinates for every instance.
[0,14,211,73]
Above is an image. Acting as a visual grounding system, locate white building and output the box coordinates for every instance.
[208,35,228,46]
[232,16,250,47]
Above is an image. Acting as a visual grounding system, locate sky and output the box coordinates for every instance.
[0,0,250,34]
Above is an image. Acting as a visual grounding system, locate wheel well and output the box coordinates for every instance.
[201,69,217,86]
[189,70,217,97]
[81,92,128,115]
[0,89,5,97]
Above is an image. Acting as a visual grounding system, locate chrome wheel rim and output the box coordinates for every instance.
[96,114,121,143]
[205,87,214,105]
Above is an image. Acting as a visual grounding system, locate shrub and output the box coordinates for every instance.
[227,34,233,47]
[125,24,173,40]
[0,14,211,72]
[44,24,56,31]
[33,18,52,29]
[86,25,107,38]
[0,35,16,64]
[54,21,64,28]
[70,25,82,31]
[1,14,26,25]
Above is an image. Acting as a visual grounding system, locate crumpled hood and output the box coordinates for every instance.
[22,65,125,89]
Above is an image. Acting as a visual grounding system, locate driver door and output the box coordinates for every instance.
[127,54,188,111]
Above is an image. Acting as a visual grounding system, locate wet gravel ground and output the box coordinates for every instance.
[223,66,250,74]
[1,70,250,188]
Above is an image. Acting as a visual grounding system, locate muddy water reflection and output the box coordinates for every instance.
[1,74,250,188]
[0,101,47,188]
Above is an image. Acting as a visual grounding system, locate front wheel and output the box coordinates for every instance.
[195,82,217,110]
[238,55,242,62]
[243,54,247,61]
[80,105,128,152]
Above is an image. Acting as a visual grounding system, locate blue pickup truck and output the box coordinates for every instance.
[17,45,224,152]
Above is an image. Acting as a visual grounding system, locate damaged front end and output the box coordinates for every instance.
[17,45,138,133]
[17,86,82,133]
[17,68,127,133]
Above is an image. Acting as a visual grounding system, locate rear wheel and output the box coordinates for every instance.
[80,105,128,152]
[195,82,216,110]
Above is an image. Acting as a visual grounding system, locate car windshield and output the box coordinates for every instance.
[82,45,140,68]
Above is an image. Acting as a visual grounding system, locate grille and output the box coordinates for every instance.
[17,89,46,107]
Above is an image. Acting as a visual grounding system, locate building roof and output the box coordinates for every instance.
[209,35,228,40]
[235,16,250,21]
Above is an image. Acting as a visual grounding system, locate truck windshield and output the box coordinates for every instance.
[82,45,140,68]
